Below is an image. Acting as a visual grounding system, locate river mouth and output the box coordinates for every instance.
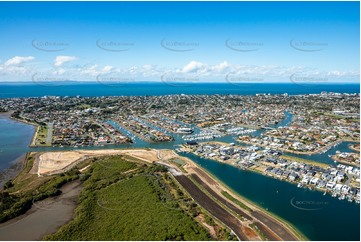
[0,180,83,241]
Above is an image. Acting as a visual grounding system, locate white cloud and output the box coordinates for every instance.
[52,68,66,75]
[102,65,113,72]
[4,56,34,66]
[0,58,358,82]
[54,56,77,67]
[211,61,231,72]
[181,61,206,73]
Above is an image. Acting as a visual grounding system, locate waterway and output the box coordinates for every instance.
[181,152,360,241]
[0,180,83,240]
[0,114,35,171]
[0,112,359,240]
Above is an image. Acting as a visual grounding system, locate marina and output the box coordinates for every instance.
[0,90,359,241]
[0,0,359,240]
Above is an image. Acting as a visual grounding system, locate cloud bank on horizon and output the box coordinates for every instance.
[0,1,359,83]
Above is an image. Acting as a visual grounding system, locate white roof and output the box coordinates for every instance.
[335,184,343,189]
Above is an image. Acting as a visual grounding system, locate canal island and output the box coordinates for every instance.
[0,92,359,241]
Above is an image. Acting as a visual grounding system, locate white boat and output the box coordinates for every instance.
[176,127,194,134]
[323,191,327,196]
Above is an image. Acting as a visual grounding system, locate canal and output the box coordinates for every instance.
[0,112,359,241]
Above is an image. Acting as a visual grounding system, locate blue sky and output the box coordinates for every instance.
[0,1,359,83]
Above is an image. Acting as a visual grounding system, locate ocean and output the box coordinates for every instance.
[0,82,359,240]
[0,82,359,98]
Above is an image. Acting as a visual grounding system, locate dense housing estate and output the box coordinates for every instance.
[1,92,358,149]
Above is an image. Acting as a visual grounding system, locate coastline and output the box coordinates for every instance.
[0,153,28,189]
[0,112,11,117]
[4,148,307,241]
[10,116,39,147]
[0,113,37,186]
[0,112,39,148]
[0,180,83,240]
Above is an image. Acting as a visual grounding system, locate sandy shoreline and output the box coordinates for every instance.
[0,180,83,240]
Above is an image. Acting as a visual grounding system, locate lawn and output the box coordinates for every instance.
[33,125,51,146]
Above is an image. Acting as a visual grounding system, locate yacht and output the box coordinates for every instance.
[176,127,194,134]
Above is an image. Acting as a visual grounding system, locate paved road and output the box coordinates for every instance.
[45,122,53,145]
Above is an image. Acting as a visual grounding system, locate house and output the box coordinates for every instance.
[279,161,288,168]
[208,153,216,157]
[248,145,260,151]
[310,177,319,185]
[266,157,277,164]
[203,145,215,151]
[289,173,299,181]
[282,170,291,178]
[301,177,310,184]
[334,184,343,193]
[341,185,350,194]
[317,180,326,188]
[326,181,336,189]
[265,166,273,173]
[220,147,234,155]
[276,169,283,177]
[330,169,338,176]
[336,172,345,182]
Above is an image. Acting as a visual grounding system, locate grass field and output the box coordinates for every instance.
[33,125,51,146]
[281,154,330,168]
[44,156,213,240]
